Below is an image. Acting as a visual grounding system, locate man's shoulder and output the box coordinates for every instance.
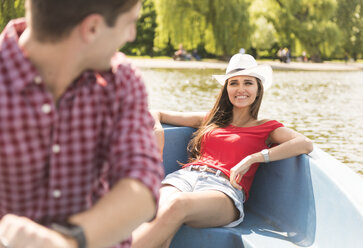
[110,52,134,73]
[108,52,144,87]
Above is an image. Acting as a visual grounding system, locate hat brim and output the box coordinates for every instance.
[212,64,273,90]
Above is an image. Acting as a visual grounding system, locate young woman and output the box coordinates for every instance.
[132,54,313,248]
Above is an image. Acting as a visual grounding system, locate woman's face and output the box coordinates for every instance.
[226,75,259,109]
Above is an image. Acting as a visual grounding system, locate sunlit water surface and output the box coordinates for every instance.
[141,68,363,178]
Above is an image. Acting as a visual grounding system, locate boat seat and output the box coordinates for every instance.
[162,125,303,247]
[162,125,363,248]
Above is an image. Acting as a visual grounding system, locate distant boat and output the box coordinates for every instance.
[162,124,363,248]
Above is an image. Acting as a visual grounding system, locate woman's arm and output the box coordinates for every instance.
[153,110,206,128]
[150,110,206,158]
[150,111,165,158]
[261,127,313,161]
[230,127,313,189]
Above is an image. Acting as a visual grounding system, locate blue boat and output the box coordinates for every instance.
[162,124,363,248]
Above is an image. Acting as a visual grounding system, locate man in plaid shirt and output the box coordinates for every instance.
[0,0,164,247]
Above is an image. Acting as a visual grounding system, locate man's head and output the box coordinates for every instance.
[28,0,140,42]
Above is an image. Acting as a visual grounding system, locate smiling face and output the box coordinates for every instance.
[226,75,259,109]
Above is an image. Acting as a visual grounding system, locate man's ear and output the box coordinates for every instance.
[78,14,105,43]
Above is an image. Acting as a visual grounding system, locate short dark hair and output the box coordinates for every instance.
[30,0,139,42]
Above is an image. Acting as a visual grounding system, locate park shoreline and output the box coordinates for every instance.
[130,57,363,71]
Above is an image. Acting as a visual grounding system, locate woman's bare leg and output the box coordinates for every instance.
[132,185,181,248]
[177,190,239,228]
[132,188,239,248]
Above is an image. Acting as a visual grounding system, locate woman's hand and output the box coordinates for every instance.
[0,214,76,248]
[229,155,254,190]
[150,111,164,159]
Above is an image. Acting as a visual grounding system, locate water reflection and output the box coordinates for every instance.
[141,68,363,177]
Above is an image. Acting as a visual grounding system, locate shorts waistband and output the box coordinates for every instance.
[186,165,229,181]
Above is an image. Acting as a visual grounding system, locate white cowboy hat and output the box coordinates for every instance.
[213,54,273,90]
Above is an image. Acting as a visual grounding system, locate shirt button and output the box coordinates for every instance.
[52,144,60,154]
[52,189,62,198]
[41,104,52,114]
[34,76,42,84]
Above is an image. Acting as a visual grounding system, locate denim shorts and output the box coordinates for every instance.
[162,167,245,227]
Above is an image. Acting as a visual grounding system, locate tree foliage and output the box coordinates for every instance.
[154,0,253,56]
[0,0,25,31]
[266,0,341,61]
[2,0,361,61]
[336,0,363,60]
[121,0,157,56]
[249,1,278,56]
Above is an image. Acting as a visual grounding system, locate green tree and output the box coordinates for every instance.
[336,0,363,60]
[154,0,253,56]
[249,0,278,57]
[267,0,340,61]
[121,0,157,56]
[0,0,25,31]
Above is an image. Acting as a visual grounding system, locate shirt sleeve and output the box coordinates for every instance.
[268,120,284,130]
[107,55,164,204]
[264,120,285,147]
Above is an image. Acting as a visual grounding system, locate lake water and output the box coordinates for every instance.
[140,68,363,178]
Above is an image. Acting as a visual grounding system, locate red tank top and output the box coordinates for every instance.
[184,120,284,200]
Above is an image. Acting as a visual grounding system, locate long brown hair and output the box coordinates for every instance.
[187,77,264,161]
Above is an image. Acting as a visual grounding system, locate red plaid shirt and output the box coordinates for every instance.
[0,19,164,248]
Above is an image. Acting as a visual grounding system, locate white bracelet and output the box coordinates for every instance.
[261,149,270,163]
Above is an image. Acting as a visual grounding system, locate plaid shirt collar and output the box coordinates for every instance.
[0,18,40,93]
